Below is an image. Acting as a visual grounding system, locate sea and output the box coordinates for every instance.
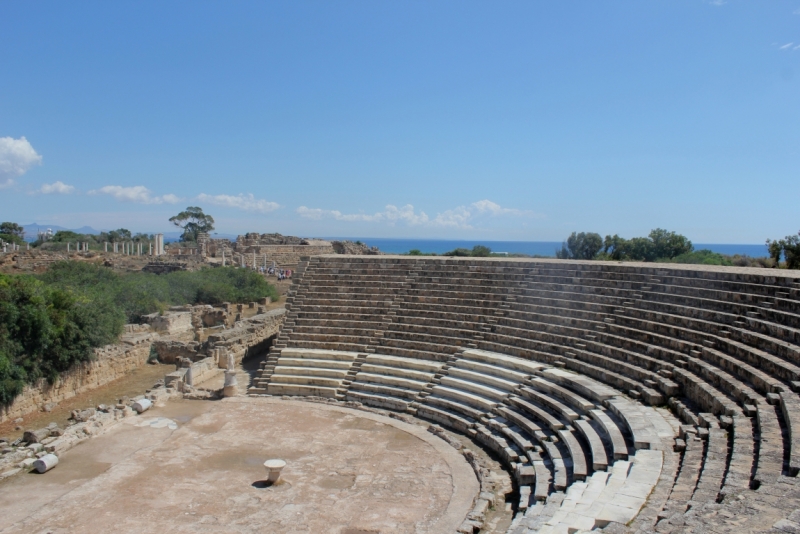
[325,238,769,258]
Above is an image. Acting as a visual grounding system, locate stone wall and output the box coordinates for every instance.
[235,244,336,267]
[0,333,154,425]
[1,306,285,425]
[144,311,193,337]
[154,308,284,374]
[205,308,286,362]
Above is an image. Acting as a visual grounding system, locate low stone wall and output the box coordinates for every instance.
[0,339,152,425]
[236,244,335,267]
[144,311,193,336]
[205,308,286,362]
[1,306,284,425]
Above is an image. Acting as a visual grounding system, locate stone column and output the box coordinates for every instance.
[155,234,164,256]
[264,460,286,483]
[67,242,70,252]
[223,353,238,397]
[105,242,108,252]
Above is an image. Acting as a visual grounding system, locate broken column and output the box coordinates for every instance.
[264,459,286,483]
[223,350,237,397]
[33,454,59,473]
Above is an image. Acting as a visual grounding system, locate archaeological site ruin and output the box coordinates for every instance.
[248,255,800,533]
[3,254,800,534]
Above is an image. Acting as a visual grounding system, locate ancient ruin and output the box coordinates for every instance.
[3,254,800,534]
[0,232,380,275]
[244,255,800,533]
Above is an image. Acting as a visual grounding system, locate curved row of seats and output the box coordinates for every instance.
[250,256,800,533]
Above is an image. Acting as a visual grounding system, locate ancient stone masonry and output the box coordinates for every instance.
[2,304,284,426]
[199,232,382,269]
[249,255,800,533]
[155,308,285,393]
[205,308,285,361]
[0,330,156,425]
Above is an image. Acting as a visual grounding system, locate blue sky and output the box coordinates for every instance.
[1,1,798,242]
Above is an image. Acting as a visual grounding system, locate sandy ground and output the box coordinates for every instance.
[0,397,478,534]
[0,363,173,442]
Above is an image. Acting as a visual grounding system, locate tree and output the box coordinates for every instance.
[169,207,214,242]
[557,232,603,260]
[471,245,492,257]
[443,247,472,257]
[0,222,25,246]
[99,228,132,243]
[784,233,800,270]
[49,230,83,243]
[766,239,784,267]
[603,234,628,261]
[133,232,153,242]
[649,228,693,260]
[0,222,24,240]
[626,237,657,262]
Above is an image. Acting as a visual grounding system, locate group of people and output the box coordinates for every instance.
[259,266,292,280]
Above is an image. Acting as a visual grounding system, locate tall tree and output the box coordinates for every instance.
[0,222,24,239]
[784,233,800,270]
[557,232,603,260]
[649,228,693,260]
[169,206,215,242]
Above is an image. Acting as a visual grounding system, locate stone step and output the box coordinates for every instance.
[431,385,498,412]
[266,383,339,398]
[439,376,511,402]
[269,374,342,388]
[276,358,353,370]
[272,366,349,379]
[354,371,429,391]
[446,367,518,392]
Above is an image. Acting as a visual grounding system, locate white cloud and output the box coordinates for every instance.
[433,206,472,228]
[196,193,280,214]
[384,204,430,225]
[780,42,795,50]
[794,8,800,14]
[39,181,75,194]
[297,204,429,225]
[708,0,726,5]
[470,199,541,217]
[89,185,181,204]
[0,136,42,187]
[297,200,541,229]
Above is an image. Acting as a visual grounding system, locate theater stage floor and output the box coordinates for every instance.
[0,397,478,534]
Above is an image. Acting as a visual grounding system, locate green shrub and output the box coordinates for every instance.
[37,261,279,322]
[658,249,732,266]
[0,273,124,405]
[0,261,279,405]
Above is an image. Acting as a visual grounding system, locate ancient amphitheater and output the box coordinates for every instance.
[246,255,800,533]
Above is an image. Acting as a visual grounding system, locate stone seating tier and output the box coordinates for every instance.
[251,256,800,532]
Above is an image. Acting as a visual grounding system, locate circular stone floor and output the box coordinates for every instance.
[0,397,478,534]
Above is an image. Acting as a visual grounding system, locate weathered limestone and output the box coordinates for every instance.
[263,458,286,483]
[257,255,800,532]
[0,333,152,424]
[32,453,59,474]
